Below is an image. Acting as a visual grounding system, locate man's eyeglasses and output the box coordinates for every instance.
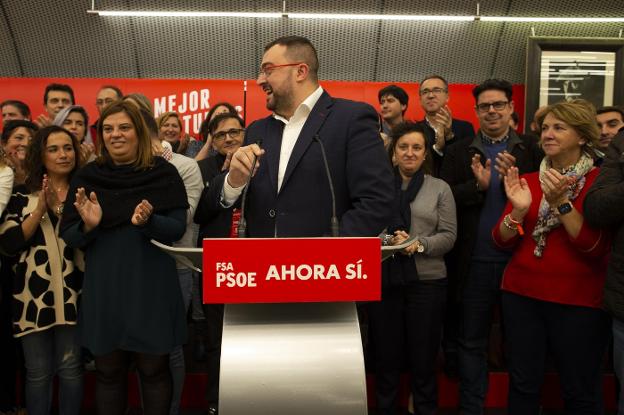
[419,87,448,96]
[96,98,115,106]
[259,62,304,77]
[476,101,509,113]
[213,128,245,142]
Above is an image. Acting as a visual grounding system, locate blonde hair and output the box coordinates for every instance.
[156,112,182,131]
[122,93,153,114]
[537,99,600,156]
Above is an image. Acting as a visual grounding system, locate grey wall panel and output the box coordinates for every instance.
[506,0,624,17]
[376,20,503,83]
[132,15,257,79]
[0,0,622,83]
[0,2,21,76]
[382,0,505,16]
[3,0,137,78]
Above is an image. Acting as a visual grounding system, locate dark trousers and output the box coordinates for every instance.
[202,303,224,406]
[458,259,506,415]
[95,350,171,415]
[368,279,447,415]
[503,291,609,415]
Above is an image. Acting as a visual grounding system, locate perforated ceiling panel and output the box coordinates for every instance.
[3,0,138,78]
[0,0,622,83]
[0,2,21,76]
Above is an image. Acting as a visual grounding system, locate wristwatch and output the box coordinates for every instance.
[415,239,425,253]
[557,202,573,215]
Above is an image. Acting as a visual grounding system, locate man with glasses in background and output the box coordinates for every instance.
[90,85,124,147]
[194,112,246,415]
[418,75,475,176]
[440,79,543,415]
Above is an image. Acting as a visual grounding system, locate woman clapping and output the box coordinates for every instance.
[60,100,188,415]
[493,99,610,414]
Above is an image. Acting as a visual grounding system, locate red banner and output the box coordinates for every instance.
[202,237,381,304]
[0,77,526,135]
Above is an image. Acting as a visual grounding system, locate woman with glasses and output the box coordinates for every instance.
[493,99,609,414]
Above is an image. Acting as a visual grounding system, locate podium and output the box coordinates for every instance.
[152,236,413,415]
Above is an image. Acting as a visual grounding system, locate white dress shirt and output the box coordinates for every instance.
[222,86,324,205]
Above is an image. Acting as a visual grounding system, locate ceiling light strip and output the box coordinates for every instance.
[90,10,283,18]
[481,16,624,23]
[287,13,473,21]
[88,10,624,23]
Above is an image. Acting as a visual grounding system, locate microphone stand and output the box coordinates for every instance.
[312,135,339,237]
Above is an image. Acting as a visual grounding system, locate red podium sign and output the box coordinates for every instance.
[202,237,381,304]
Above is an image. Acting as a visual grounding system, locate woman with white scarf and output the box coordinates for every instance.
[492,99,610,415]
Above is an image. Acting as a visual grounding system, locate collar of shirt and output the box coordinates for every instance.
[481,132,509,146]
[273,86,324,125]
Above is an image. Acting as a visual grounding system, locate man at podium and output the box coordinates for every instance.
[206,35,394,238]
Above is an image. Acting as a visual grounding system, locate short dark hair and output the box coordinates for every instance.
[389,121,432,175]
[1,100,31,118]
[200,102,239,140]
[472,79,513,103]
[99,85,123,99]
[43,83,75,105]
[264,36,319,81]
[1,119,38,143]
[208,113,245,136]
[25,125,80,192]
[378,85,409,110]
[420,75,449,89]
[597,106,624,121]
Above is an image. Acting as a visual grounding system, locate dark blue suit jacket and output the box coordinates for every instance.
[209,91,394,238]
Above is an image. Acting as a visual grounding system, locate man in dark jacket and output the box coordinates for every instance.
[584,128,624,414]
[440,79,543,415]
[194,112,246,415]
[418,74,475,177]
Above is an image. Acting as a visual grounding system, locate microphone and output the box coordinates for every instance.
[237,139,263,238]
[312,135,339,237]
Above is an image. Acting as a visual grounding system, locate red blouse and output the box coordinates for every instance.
[492,168,609,308]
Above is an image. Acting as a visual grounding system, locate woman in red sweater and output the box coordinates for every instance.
[492,99,610,415]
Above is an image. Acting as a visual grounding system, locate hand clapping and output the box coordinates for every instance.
[539,168,573,208]
[471,154,491,191]
[131,199,153,226]
[503,167,531,218]
[74,187,102,232]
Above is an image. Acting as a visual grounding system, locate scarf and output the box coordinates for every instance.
[384,167,425,286]
[532,152,594,257]
[389,167,425,233]
[60,157,188,231]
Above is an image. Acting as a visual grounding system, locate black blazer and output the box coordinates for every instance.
[194,153,237,240]
[418,118,476,177]
[440,129,543,288]
[210,91,394,238]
